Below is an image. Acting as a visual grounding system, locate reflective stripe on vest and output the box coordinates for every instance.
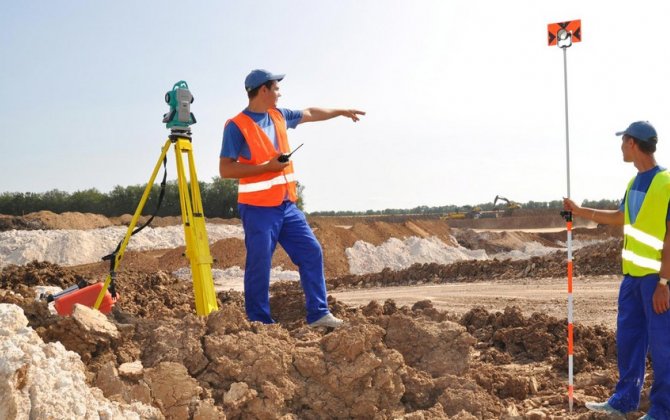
[621,249,662,272]
[228,109,298,206]
[623,225,664,250]
[622,170,670,276]
[238,173,296,193]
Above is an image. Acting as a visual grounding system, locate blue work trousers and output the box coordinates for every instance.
[608,274,670,419]
[238,201,329,324]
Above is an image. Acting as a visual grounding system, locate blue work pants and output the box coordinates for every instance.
[238,201,330,324]
[608,274,670,419]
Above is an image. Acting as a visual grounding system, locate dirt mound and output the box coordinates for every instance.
[109,214,239,228]
[64,234,620,294]
[0,261,88,290]
[109,214,240,227]
[347,219,456,246]
[3,214,618,282]
[442,208,599,230]
[21,210,114,230]
[0,261,631,418]
[329,239,621,289]
[108,214,183,227]
[0,212,240,232]
[60,219,458,280]
[0,214,47,231]
[536,224,622,243]
[66,238,301,282]
[460,306,616,373]
[309,218,458,278]
[452,229,561,254]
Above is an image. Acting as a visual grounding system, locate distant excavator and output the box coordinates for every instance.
[493,195,521,216]
[442,196,521,220]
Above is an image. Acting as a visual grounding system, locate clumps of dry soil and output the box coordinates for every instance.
[0,262,630,419]
[460,306,616,373]
[0,260,86,290]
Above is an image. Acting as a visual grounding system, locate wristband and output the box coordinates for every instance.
[660,278,669,286]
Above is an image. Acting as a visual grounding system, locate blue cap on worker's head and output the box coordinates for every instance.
[244,69,285,92]
[615,121,658,142]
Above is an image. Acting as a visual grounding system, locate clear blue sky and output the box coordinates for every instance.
[2,1,669,212]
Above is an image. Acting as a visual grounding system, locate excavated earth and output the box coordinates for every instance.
[0,210,647,419]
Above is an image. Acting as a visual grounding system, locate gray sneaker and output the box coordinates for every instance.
[584,401,624,418]
[309,313,344,328]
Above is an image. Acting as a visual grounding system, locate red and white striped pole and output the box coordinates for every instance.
[548,19,582,413]
[565,211,574,411]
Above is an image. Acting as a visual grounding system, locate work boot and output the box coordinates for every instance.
[308,313,344,328]
[584,401,624,418]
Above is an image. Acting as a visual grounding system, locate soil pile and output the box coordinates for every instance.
[329,239,622,290]
[0,262,634,418]
[310,218,459,278]
[0,214,47,231]
[451,229,561,254]
[0,211,620,282]
[0,211,241,233]
[0,224,245,269]
[460,306,616,372]
[23,210,115,230]
[346,237,487,275]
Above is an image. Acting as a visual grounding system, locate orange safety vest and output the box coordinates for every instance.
[228,109,298,206]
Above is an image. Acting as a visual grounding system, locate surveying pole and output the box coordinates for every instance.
[94,81,218,316]
[548,19,581,413]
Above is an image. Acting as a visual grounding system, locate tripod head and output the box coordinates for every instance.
[163,81,197,129]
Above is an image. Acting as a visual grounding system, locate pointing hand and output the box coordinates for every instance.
[342,109,366,122]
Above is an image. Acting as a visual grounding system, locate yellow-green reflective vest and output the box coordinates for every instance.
[622,170,670,276]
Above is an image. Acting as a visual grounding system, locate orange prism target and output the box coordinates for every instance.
[547,20,582,46]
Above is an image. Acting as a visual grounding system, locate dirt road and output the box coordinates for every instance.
[333,274,622,329]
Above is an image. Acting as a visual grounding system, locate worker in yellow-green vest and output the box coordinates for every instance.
[564,121,670,420]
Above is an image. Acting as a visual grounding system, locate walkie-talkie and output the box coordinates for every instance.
[278,143,304,163]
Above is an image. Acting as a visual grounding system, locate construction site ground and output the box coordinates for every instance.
[0,209,643,419]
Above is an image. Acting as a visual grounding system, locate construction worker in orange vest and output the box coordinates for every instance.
[219,69,365,328]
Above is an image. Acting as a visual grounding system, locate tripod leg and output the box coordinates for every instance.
[94,139,174,310]
[173,138,218,316]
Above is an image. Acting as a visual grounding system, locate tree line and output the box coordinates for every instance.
[0,178,243,218]
[0,180,617,218]
[310,198,620,217]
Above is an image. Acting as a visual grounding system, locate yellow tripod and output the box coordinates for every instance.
[93,127,218,316]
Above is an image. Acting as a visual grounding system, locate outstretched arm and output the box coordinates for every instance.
[300,108,365,124]
[563,197,624,225]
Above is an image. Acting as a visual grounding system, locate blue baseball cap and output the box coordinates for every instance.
[616,121,658,142]
[244,69,284,92]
